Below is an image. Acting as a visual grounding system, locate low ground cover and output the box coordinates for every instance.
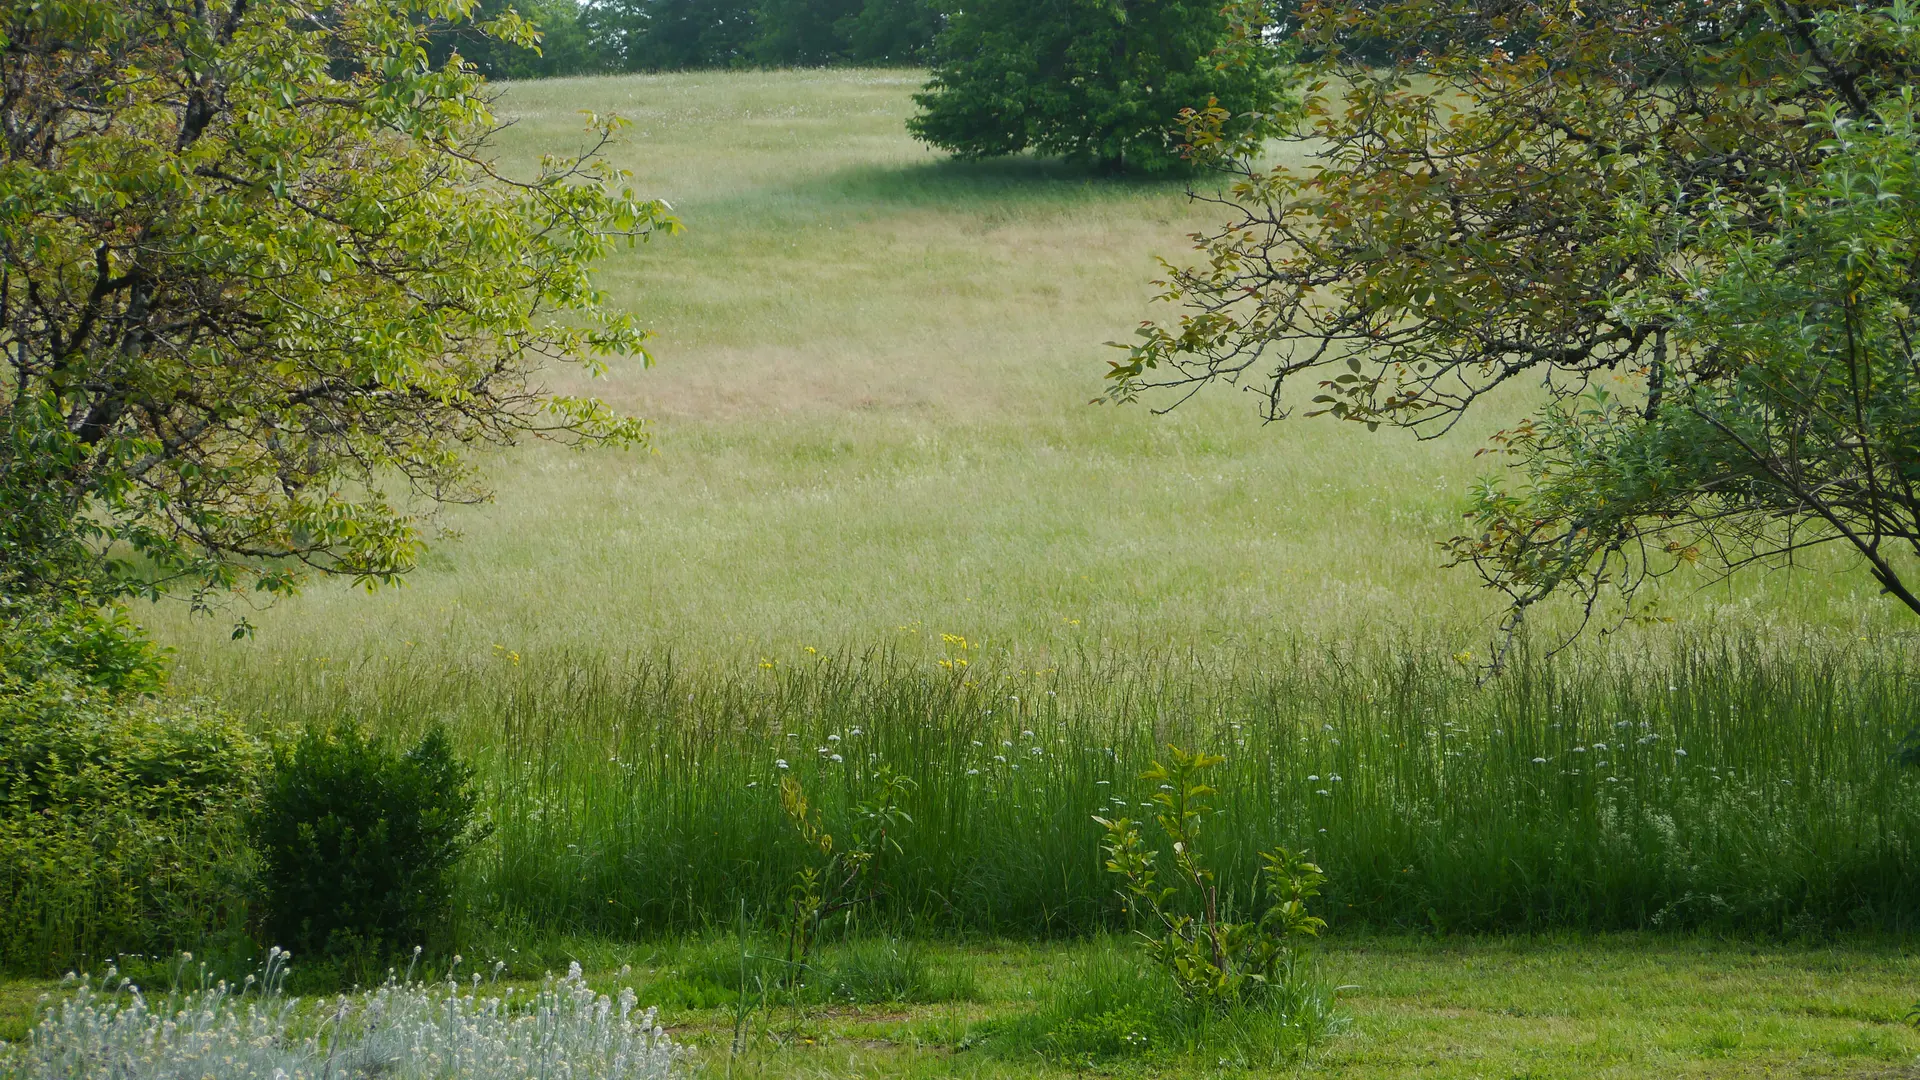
[8,936,1915,1077]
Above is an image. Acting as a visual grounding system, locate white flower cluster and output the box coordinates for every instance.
[1,953,678,1080]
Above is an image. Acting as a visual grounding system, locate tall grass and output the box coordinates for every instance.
[199,634,1920,939]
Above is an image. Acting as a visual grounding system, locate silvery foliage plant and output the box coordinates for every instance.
[0,948,679,1080]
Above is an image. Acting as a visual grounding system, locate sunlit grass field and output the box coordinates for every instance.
[124,70,1920,947]
[144,68,1908,672]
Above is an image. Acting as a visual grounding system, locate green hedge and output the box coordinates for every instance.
[0,603,263,974]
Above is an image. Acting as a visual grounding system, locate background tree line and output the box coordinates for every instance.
[431,0,1376,79]
[438,0,943,76]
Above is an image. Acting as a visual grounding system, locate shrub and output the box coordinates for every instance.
[777,767,911,970]
[0,672,261,973]
[0,595,168,697]
[251,722,489,960]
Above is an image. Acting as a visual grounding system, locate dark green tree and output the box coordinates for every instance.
[907,0,1292,173]
[429,0,609,78]
[753,0,862,64]
[583,0,936,70]
[839,0,942,64]
[588,0,759,69]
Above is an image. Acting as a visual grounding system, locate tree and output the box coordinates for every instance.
[752,0,862,64]
[752,0,939,65]
[428,0,609,79]
[839,0,942,65]
[907,0,1294,174]
[0,0,673,610]
[582,0,936,71]
[1106,0,1920,650]
[588,0,759,70]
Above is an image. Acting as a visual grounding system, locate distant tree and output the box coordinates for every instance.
[585,0,936,70]
[752,0,862,64]
[908,0,1293,173]
[589,0,760,69]
[0,0,673,609]
[430,0,609,78]
[839,0,942,64]
[1106,0,1920,655]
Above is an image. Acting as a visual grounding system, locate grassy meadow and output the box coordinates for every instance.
[128,66,1920,934]
[144,68,1908,664]
[19,67,1911,1075]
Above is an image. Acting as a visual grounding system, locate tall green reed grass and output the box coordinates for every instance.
[198,635,1920,939]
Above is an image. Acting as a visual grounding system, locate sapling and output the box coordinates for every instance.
[1096,745,1326,1008]
[777,767,913,974]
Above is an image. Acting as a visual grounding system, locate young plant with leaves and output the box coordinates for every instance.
[1109,0,1920,653]
[0,0,674,612]
[1096,746,1325,1008]
[777,768,912,972]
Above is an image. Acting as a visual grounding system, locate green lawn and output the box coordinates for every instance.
[553,936,1920,1079]
[12,937,1911,1077]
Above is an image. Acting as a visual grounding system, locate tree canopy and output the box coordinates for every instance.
[428,0,607,78]
[907,0,1294,174]
[0,0,673,610]
[1108,0,1920,649]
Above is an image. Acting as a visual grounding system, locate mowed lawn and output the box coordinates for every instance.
[7,937,1918,1077]
[141,69,1903,687]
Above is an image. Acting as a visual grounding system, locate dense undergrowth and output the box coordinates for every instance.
[199,633,1920,943]
[0,601,261,975]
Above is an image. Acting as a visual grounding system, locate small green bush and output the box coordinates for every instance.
[0,663,261,973]
[251,721,489,960]
[0,595,169,696]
